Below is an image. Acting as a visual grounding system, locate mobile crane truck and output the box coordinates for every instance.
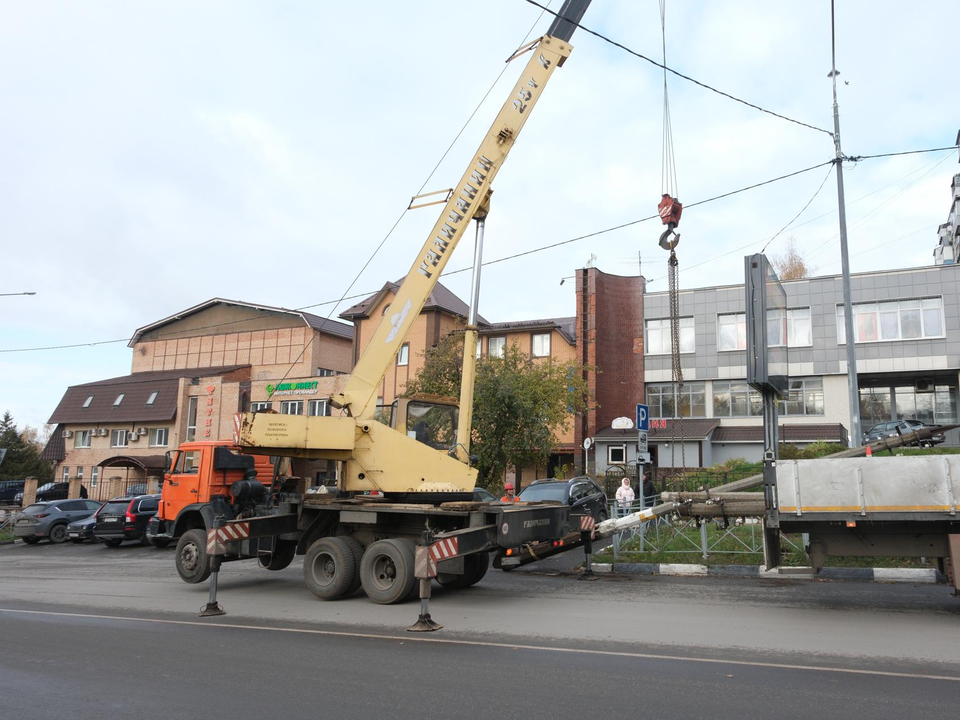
[152,1,599,615]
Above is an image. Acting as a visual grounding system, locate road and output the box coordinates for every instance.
[2,540,959,719]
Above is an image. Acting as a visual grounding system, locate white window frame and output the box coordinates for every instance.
[717,313,747,352]
[532,333,551,358]
[645,317,695,355]
[74,430,91,449]
[149,428,169,447]
[646,382,707,418]
[777,377,825,416]
[397,343,410,366]
[251,401,272,412]
[83,395,94,408]
[768,307,813,348]
[488,336,506,359]
[91,467,99,487]
[712,380,763,417]
[308,399,330,417]
[837,297,946,344]
[111,429,129,448]
[62,466,70,481]
[186,396,198,442]
[280,400,303,415]
[113,393,125,406]
[146,391,158,405]
[607,444,627,464]
[76,466,83,480]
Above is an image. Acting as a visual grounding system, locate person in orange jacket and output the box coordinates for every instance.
[501,482,519,502]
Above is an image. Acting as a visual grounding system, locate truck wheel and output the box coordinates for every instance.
[260,540,297,571]
[360,538,416,604]
[303,537,358,599]
[438,552,489,589]
[49,524,68,544]
[176,529,212,584]
[339,536,365,595]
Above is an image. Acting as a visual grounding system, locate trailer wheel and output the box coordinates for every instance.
[303,537,358,599]
[176,529,212,584]
[437,551,489,590]
[360,538,416,604]
[260,540,297,571]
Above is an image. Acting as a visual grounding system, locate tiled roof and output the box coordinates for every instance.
[128,298,353,346]
[339,280,488,324]
[647,419,721,441]
[40,424,66,463]
[712,424,847,443]
[481,317,577,345]
[48,366,249,424]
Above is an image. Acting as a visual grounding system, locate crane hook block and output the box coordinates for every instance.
[658,194,683,227]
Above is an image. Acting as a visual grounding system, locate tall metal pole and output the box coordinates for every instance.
[829,0,861,448]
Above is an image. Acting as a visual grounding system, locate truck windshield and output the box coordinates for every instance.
[406,401,458,450]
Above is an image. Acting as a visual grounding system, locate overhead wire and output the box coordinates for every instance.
[760,164,834,253]
[521,0,833,137]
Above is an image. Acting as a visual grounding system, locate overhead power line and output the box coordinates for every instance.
[847,145,959,161]
[521,0,834,137]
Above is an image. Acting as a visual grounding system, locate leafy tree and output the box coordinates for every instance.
[770,237,814,280]
[0,411,54,481]
[405,334,590,487]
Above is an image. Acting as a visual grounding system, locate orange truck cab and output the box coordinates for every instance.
[145,441,273,550]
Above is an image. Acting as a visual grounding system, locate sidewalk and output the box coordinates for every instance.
[592,562,950,584]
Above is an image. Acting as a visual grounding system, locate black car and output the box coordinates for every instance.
[94,494,161,547]
[863,419,945,447]
[518,477,609,528]
[0,480,25,504]
[14,481,88,505]
[67,513,99,543]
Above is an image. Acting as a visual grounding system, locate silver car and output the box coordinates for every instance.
[14,499,103,544]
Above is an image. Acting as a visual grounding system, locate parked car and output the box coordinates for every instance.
[0,480,25,504]
[863,419,945,447]
[14,481,88,505]
[472,487,497,503]
[518,477,609,530]
[67,513,100,543]
[94,494,161,547]
[14,499,103,544]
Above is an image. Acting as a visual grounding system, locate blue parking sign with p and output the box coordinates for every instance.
[636,404,649,432]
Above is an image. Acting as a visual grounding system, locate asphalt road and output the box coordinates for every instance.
[2,540,959,719]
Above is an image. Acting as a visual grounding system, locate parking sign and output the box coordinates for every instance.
[636,404,649,432]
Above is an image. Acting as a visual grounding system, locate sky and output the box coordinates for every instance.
[2,0,959,433]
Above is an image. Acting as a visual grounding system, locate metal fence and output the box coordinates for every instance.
[0,507,22,543]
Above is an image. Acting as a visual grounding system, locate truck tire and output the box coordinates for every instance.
[303,537,358,599]
[437,552,489,590]
[339,536,365,595]
[360,538,416,605]
[176,529,212,584]
[260,540,297,571]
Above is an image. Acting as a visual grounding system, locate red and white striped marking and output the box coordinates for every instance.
[579,515,596,532]
[206,522,251,555]
[429,537,459,562]
[414,546,437,579]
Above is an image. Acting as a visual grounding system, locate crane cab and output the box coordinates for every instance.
[383,394,460,452]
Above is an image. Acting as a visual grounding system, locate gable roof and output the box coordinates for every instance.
[48,365,249,424]
[40,424,66,463]
[128,298,353,347]
[339,280,488,324]
[481,317,577,345]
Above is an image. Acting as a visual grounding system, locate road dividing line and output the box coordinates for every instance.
[1,607,957,683]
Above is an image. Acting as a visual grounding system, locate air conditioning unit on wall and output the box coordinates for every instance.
[62,430,73,439]
[98,429,109,437]
[128,432,139,442]
[137,427,147,436]
[916,379,934,392]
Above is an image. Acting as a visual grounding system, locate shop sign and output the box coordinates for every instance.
[266,381,319,397]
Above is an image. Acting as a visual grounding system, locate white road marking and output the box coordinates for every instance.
[1,607,957,683]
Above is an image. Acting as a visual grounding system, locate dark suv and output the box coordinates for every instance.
[14,481,88,504]
[518,477,609,530]
[0,480,25,504]
[94,494,161,547]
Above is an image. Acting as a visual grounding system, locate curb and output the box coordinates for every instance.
[593,563,947,584]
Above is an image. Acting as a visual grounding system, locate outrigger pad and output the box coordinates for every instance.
[408,614,442,632]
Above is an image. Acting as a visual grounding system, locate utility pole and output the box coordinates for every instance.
[829,0,861,447]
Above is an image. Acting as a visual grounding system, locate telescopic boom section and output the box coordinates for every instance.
[336,0,591,422]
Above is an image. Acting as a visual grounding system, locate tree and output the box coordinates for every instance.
[770,237,814,280]
[0,411,54,481]
[405,334,590,487]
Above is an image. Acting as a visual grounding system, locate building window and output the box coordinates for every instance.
[717,313,747,351]
[146,391,158,405]
[111,430,128,447]
[308,399,330,417]
[713,381,763,417]
[777,377,824,416]
[113,393,125,406]
[74,430,91,449]
[532,333,551,357]
[91,467,99,487]
[397,343,410,366]
[76,467,83,480]
[769,308,812,347]
[280,400,303,415]
[186,396,198,442]
[83,395,94,408]
[317,367,336,377]
[607,445,626,464]
[645,318,695,355]
[647,382,707,418]
[62,467,69,481]
[488,336,506,359]
[251,401,273,412]
[149,428,169,447]
[837,298,945,344]
[894,384,957,425]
